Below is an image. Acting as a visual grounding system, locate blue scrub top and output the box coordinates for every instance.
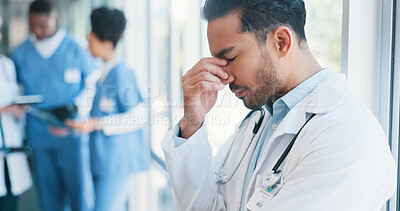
[90,62,149,176]
[11,32,96,109]
[11,31,98,148]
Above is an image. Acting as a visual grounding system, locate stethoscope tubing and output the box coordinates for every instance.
[216,108,317,187]
[216,108,265,184]
[271,113,316,173]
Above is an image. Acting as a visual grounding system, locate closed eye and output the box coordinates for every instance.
[226,57,236,63]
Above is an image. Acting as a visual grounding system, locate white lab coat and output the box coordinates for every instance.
[0,55,32,196]
[162,73,396,211]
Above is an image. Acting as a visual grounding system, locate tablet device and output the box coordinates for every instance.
[13,95,44,105]
[29,104,78,128]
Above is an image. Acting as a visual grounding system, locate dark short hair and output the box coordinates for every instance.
[90,7,126,47]
[29,0,53,15]
[202,0,307,44]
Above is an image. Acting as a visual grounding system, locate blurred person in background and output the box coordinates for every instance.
[10,1,99,210]
[0,16,32,211]
[67,7,149,211]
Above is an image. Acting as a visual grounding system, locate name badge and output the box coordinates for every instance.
[246,186,269,210]
[100,97,115,113]
[246,175,283,211]
[64,68,81,84]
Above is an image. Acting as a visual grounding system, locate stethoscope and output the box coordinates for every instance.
[215,108,265,185]
[215,107,316,192]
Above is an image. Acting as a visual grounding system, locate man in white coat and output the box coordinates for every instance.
[161,0,396,210]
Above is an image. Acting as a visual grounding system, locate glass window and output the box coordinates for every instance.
[305,0,343,73]
[148,0,172,160]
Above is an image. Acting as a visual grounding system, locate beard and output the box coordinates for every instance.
[238,55,284,109]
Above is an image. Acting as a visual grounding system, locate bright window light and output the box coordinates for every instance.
[172,0,187,21]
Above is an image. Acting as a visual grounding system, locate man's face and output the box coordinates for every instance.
[29,12,57,40]
[207,13,285,109]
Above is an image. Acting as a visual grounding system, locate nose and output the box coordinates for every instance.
[221,69,235,85]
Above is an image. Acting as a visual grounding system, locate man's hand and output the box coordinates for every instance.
[65,118,99,134]
[180,57,230,138]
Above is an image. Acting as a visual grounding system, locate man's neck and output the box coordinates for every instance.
[283,47,322,95]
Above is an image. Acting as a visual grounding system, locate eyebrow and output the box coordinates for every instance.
[215,47,235,58]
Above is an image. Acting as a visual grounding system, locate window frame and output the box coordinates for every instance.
[392,1,399,210]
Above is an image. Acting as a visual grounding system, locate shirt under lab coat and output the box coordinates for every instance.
[0,55,32,196]
[162,73,396,211]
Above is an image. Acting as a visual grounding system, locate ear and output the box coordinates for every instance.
[270,26,293,59]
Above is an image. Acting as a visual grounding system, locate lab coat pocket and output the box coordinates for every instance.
[64,68,82,84]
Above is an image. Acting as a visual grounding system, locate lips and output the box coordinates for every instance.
[229,84,246,98]
[237,91,246,98]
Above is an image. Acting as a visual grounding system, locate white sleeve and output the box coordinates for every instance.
[74,69,101,117]
[100,103,147,136]
[0,56,18,108]
[161,122,227,211]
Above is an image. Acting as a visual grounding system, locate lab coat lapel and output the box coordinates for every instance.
[304,74,349,114]
[244,106,307,202]
[273,107,307,138]
[232,108,270,210]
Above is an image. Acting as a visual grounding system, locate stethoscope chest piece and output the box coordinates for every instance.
[216,175,229,184]
[262,171,282,192]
